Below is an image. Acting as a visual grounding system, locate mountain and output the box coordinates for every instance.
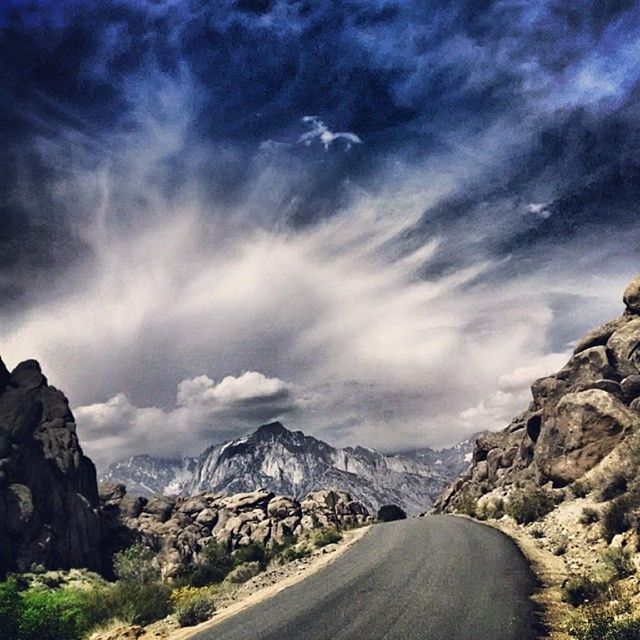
[100,455,198,497]
[436,275,640,512]
[101,422,473,514]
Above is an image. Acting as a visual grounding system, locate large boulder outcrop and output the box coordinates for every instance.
[0,358,102,577]
[534,390,637,484]
[436,277,640,512]
[101,484,370,579]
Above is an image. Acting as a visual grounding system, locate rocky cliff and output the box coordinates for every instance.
[436,277,640,512]
[0,358,102,577]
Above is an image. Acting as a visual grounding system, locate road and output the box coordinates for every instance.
[191,515,541,640]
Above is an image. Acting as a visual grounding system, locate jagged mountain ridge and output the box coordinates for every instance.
[100,455,198,497]
[102,422,474,514]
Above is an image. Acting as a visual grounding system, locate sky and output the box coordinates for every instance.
[1,0,639,468]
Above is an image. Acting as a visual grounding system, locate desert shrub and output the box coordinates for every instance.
[476,497,505,521]
[233,543,267,568]
[570,481,591,499]
[505,488,556,524]
[530,527,545,539]
[567,607,640,640]
[599,474,629,502]
[171,587,215,627]
[601,492,640,542]
[110,581,172,625]
[580,508,600,525]
[600,548,634,580]
[562,575,609,607]
[377,504,407,522]
[187,540,234,587]
[0,579,22,638]
[113,543,159,585]
[553,539,568,556]
[311,527,342,548]
[455,495,478,517]
[278,545,312,563]
[226,561,261,584]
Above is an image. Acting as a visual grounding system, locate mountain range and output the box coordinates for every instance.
[100,422,474,514]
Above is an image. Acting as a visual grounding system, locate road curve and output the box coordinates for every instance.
[191,515,541,640]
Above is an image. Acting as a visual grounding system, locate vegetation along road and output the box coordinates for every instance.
[191,515,541,640]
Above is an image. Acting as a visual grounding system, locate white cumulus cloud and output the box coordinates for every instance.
[75,371,298,468]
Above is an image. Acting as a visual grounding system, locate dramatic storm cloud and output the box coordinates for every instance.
[1,0,639,467]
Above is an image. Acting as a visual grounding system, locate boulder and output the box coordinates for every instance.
[621,375,640,403]
[535,390,638,486]
[623,276,640,314]
[607,318,640,378]
[178,496,207,514]
[10,360,47,390]
[555,347,615,389]
[195,508,217,527]
[144,496,175,522]
[573,318,629,354]
[267,496,300,519]
[589,379,623,399]
[221,490,274,511]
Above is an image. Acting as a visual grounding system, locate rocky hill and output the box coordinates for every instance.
[100,483,370,579]
[436,275,640,512]
[102,422,473,514]
[0,358,102,577]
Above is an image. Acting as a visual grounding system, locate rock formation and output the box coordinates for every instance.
[436,276,640,512]
[100,483,370,578]
[0,358,102,577]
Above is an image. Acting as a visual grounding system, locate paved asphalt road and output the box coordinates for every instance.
[192,516,541,640]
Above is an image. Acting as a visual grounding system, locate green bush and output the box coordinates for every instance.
[113,543,159,585]
[599,474,629,502]
[562,575,608,607]
[109,581,173,626]
[0,579,123,640]
[601,491,640,542]
[172,588,215,627]
[580,508,600,525]
[0,578,21,639]
[476,497,505,521]
[233,543,268,568]
[505,488,557,524]
[567,608,640,640]
[600,548,634,580]
[570,481,591,499]
[225,561,261,584]
[311,527,342,548]
[278,545,312,563]
[187,540,234,586]
[18,588,88,640]
[455,495,478,517]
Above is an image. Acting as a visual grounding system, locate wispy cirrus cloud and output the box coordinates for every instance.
[1,0,639,466]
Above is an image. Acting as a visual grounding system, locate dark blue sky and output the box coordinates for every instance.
[1,0,639,464]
